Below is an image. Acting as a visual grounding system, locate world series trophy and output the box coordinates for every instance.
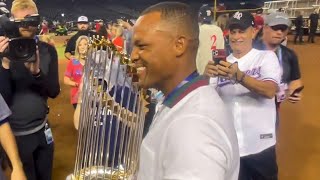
[72,36,147,180]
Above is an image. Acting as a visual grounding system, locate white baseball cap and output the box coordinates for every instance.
[77,16,88,23]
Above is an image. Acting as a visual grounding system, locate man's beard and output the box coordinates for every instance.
[20,30,36,38]
[78,30,89,35]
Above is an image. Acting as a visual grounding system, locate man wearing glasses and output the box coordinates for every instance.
[253,12,303,127]
[0,0,60,179]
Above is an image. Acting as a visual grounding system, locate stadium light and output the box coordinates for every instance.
[61,13,65,17]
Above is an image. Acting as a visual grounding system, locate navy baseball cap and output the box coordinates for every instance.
[199,4,213,23]
[227,11,255,30]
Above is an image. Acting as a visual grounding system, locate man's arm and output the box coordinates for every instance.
[287,47,303,103]
[238,73,278,99]
[288,79,303,103]
[0,95,26,180]
[64,37,76,60]
[31,44,60,98]
[65,52,72,60]
[213,61,279,99]
[207,51,281,99]
[0,122,26,180]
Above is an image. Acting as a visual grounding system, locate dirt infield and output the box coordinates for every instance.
[38,35,320,180]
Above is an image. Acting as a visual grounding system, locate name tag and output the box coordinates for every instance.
[260,133,273,139]
[44,128,54,144]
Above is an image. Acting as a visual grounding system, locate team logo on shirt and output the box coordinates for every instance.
[217,66,262,87]
[206,10,212,16]
[75,70,83,76]
[244,67,261,79]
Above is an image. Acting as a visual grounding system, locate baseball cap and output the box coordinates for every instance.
[265,12,291,27]
[77,16,88,23]
[227,11,255,30]
[199,4,213,23]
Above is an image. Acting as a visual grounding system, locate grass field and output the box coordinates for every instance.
[56,44,66,60]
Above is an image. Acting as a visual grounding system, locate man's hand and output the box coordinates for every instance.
[0,36,11,69]
[24,46,40,75]
[288,79,303,103]
[288,92,302,103]
[65,52,73,60]
[215,61,238,80]
[11,165,27,180]
[0,36,9,53]
[204,60,218,77]
[118,19,132,29]
[204,60,242,81]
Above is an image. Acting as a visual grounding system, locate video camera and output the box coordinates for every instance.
[0,14,40,62]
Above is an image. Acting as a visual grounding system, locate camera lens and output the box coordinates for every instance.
[14,41,29,58]
[9,38,36,62]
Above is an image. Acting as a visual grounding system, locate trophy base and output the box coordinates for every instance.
[72,166,135,180]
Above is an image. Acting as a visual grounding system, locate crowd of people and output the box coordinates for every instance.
[0,0,315,179]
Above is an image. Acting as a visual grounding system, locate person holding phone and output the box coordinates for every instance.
[254,12,303,104]
[205,11,281,179]
[253,12,304,129]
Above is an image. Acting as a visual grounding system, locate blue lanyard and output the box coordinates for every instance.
[34,35,39,44]
[277,47,283,69]
[163,71,199,103]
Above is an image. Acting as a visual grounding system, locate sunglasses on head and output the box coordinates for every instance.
[270,25,288,32]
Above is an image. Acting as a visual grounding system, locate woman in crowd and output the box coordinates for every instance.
[64,36,89,109]
[111,24,125,52]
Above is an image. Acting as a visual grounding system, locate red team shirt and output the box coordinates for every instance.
[113,37,124,52]
[65,59,83,104]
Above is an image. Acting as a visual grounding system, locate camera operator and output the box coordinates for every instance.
[0,0,60,180]
[64,15,97,60]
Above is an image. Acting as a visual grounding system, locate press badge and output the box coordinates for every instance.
[44,123,54,144]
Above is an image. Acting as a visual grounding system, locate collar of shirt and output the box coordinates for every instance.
[163,72,209,108]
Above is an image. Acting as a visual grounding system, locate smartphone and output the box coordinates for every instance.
[212,49,226,65]
[290,86,304,97]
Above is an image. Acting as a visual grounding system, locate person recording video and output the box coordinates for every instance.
[0,0,60,180]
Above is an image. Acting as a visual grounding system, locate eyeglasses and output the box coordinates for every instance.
[270,25,288,32]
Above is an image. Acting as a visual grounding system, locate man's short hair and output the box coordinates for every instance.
[141,2,199,40]
[11,0,38,14]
